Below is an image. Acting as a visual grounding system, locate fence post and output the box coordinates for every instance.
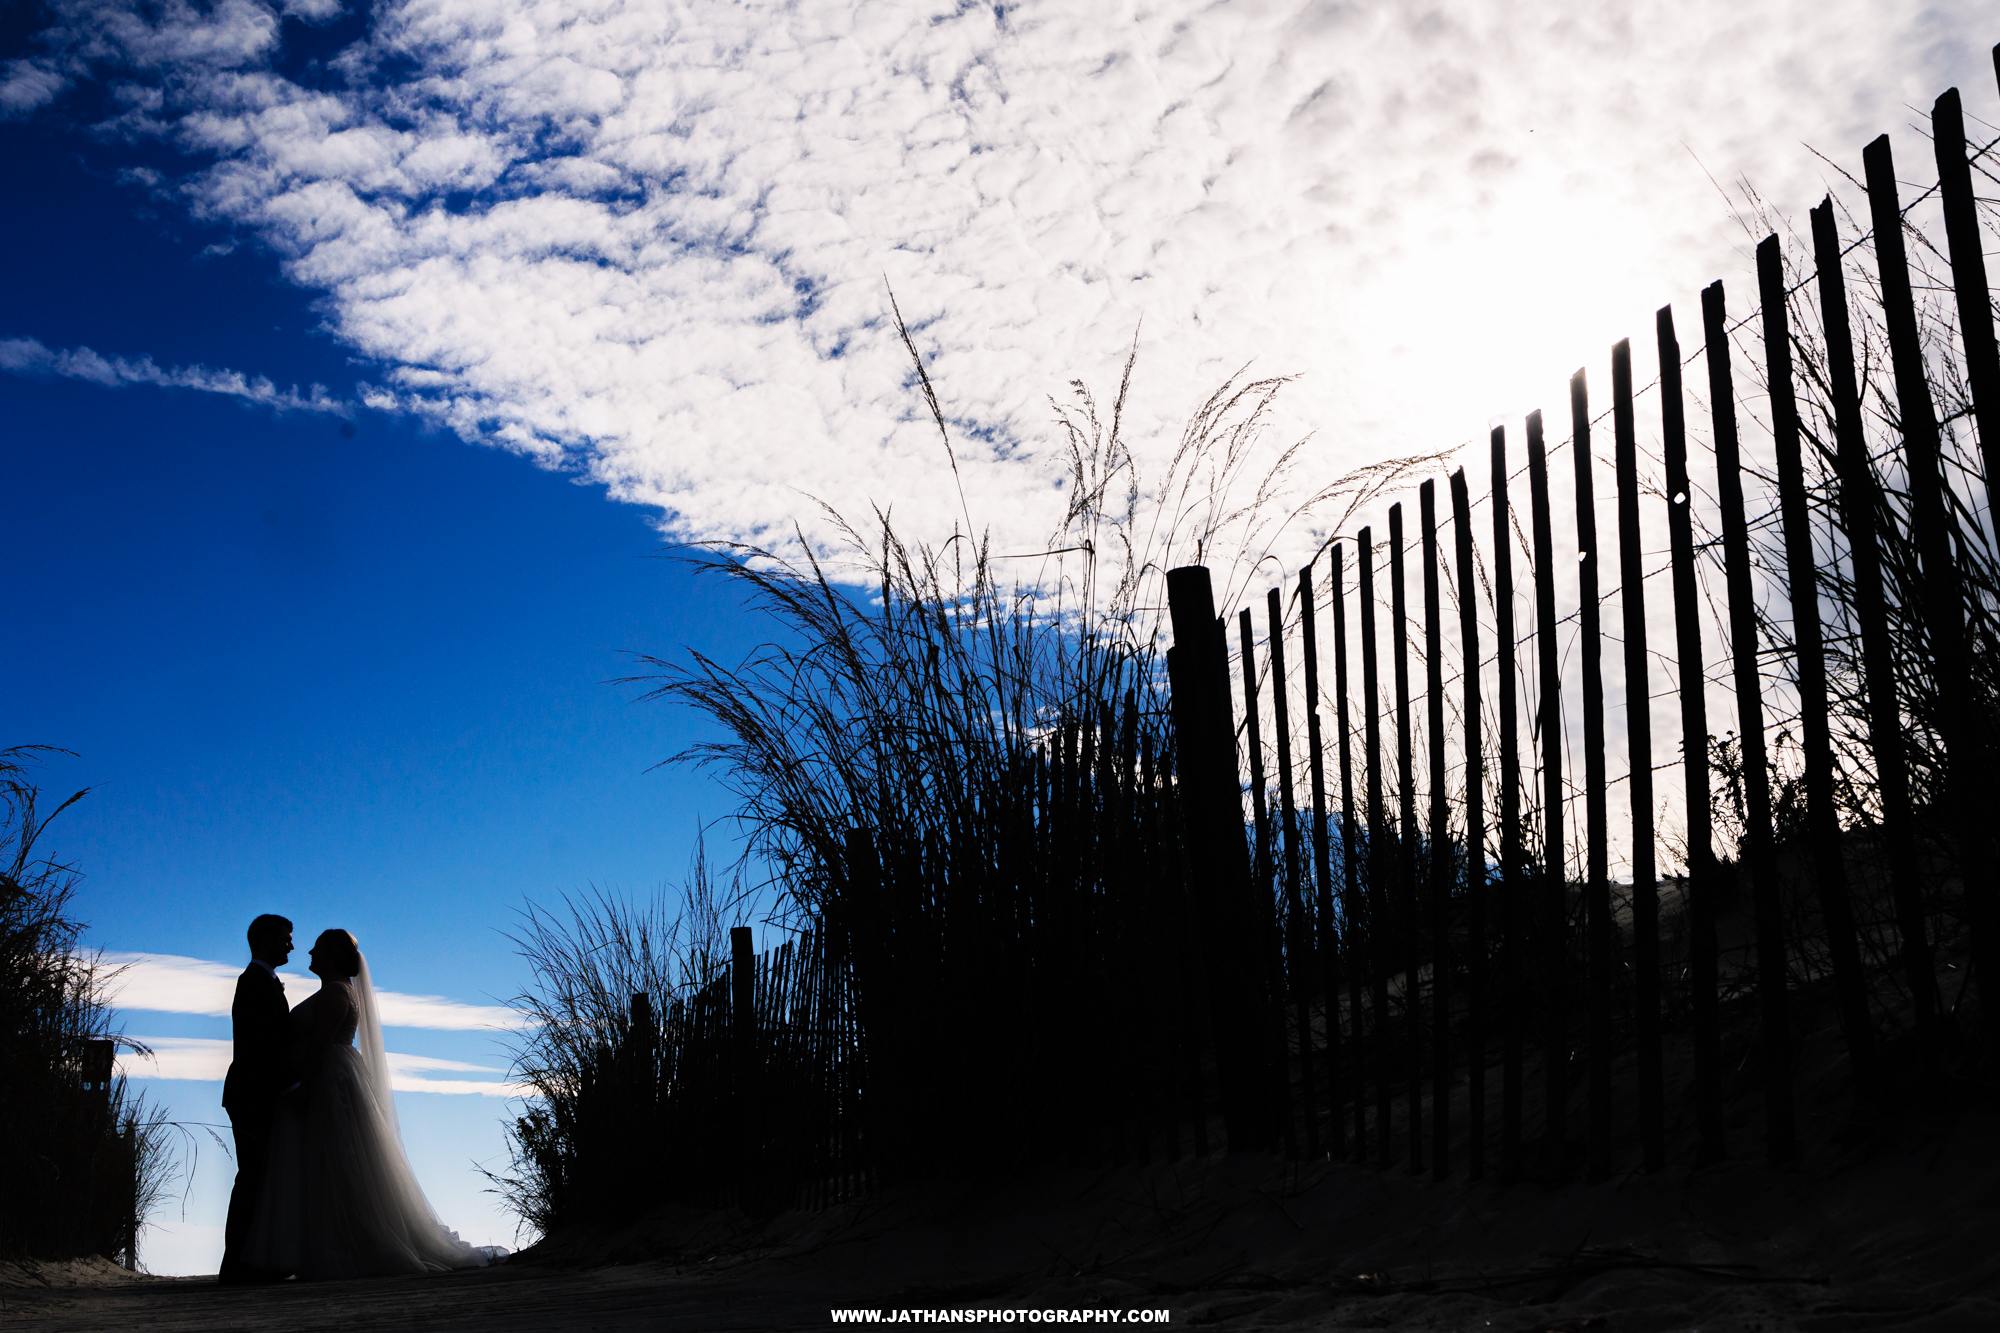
[1360,528,1395,1168]
[1390,502,1425,1175]
[1167,566,1276,1151]
[1450,467,1487,1181]
[1932,88,2000,516]
[1704,278,1798,1166]
[1301,562,1347,1159]
[1244,609,1299,1159]
[1659,305,1725,1165]
[1612,337,1665,1173]
[1526,409,1568,1181]
[1757,234,1878,1094]
[1810,198,1939,1046]
[1492,427,1524,1182]
[1422,480,1452,1180]
[1268,587,1318,1158]
[1570,369,1613,1182]
[1863,136,1999,1044]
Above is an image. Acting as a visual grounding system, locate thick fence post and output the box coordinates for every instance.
[1810,199,1939,1046]
[1704,279,1797,1166]
[1933,88,2000,515]
[1659,305,1725,1165]
[1301,561,1346,1159]
[1391,502,1425,1174]
[1450,467,1488,1181]
[1167,566,1274,1151]
[1527,409,1568,1180]
[1570,369,1613,1182]
[1493,427,1524,1182]
[1422,480,1452,1179]
[1757,234,1877,1094]
[1360,529,1395,1168]
[1864,135,1999,1043]
[1612,337,1665,1174]
[1268,587,1318,1158]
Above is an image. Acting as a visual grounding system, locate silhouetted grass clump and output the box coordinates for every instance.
[0,747,171,1263]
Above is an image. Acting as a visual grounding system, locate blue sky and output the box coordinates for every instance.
[5,0,1996,1278]
[2,113,764,1269]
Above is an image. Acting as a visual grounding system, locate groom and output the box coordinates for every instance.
[219,913,294,1285]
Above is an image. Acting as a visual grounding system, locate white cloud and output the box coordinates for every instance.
[0,336,352,415]
[119,1035,535,1096]
[11,0,1997,568]
[100,952,531,1031]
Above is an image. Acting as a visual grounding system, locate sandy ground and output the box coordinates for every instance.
[6,1090,1997,1333]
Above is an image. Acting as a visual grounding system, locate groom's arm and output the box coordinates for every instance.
[230,971,291,1097]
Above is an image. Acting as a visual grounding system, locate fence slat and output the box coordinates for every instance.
[1301,560,1347,1159]
[1809,199,1940,1049]
[1704,278,1798,1167]
[1932,88,2000,517]
[1570,368,1614,1182]
[1422,479,1452,1180]
[1269,587,1319,1158]
[1527,408,1568,1180]
[1360,527,1395,1168]
[1390,502,1425,1174]
[1612,337,1665,1174]
[1334,543,1371,1160]
[1450,466,1488,1181]
[1659,305,1725,1165]
[1757,234,1878,1096]
[1493,427,1524,1183]
[1863,136,1999,1045]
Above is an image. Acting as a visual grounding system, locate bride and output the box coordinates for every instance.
[246,929,501,1279]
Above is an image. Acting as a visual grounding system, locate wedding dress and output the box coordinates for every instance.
[245,956,503,1279]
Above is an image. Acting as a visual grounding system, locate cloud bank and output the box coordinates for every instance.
[118,1034,533,1097]
[10,0,1996,565]
[100,951,530,1031]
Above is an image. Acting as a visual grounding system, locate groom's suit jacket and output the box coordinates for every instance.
[222,964,290,1113]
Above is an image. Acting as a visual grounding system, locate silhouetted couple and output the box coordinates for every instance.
[218,915,499,1284]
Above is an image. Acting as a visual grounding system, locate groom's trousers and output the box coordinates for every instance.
[219,1099,276,1280]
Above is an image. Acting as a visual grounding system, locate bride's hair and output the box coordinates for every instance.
[315,928,362,980]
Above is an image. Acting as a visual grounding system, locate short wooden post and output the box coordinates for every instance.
[1612,337,1666,1173]
[1757,234,1877,1092]
[1301,562,1347,1158]
[1268,587,1319,1157]
[1360,528,1395,1168]
[1167,566,1275,1151]
[1810,199,1938,1043]
[1570,368,1613,1182]
[1493,427,1525,1182]
[1704,278,1797,1166]
[1390,502,1425,1174]
[1527,409,1568,1180]
[1658,305,1725,1164]
[1422,479,1452,1180]
[1864,136,1999,1042]
[1450,467,1488,1181]
[732,926,756,1042]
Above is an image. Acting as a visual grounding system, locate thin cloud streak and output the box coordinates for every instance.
[0,336,353,415]
[100,952,531,1031]
[118,1035,535,1097]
